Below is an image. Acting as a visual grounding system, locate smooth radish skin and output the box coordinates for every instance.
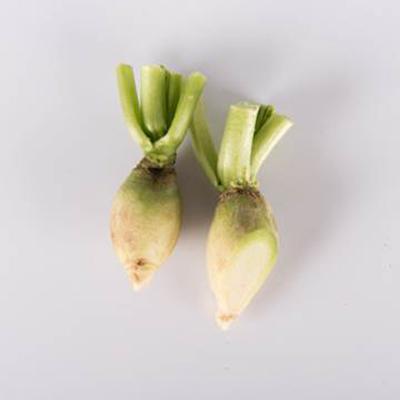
[191,100,292,329]
[111,64,206,289]
[111,159,181,290]
[208,188,278,329]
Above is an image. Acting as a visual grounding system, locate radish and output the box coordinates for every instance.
[191,100,292,329]
[111,64,206,290]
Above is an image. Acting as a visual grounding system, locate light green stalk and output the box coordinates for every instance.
[190,99,220,190]
[116,65,153,153]
[140,65,169,141]
[166,72,182,125]
[154,72,206,161]
[217,103,260,188]
[251,114,293,178]
[255,104,274,133]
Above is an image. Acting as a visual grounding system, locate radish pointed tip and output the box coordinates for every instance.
[216,312,237,330]
[126,264,156,291]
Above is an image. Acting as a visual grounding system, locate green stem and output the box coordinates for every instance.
[116,64,153,153]
[217,102,259,189]
[166,72,182,125]
[190,99,221,190]
[255,105,274,133]
[140,65,168,141]
[250,114,293,178]
[154,72,206,158]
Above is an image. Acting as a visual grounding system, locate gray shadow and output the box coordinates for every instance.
[162,83,246,306]
[249,75,359,318]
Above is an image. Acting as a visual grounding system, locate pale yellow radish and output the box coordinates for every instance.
[111,64,206,289]
[191,100,292,328]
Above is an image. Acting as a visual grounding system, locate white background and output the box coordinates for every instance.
[1,0,399,398]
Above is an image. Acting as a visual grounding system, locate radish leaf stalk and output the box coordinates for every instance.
[140,65,169,140]
[217,102,259,188]
[116,65,152,153]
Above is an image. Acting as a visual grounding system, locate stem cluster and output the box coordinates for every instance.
[191,100,292,190]
[117,64,206,166]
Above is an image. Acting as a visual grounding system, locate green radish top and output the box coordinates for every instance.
[190,99,293,191]
[117,64,206,167]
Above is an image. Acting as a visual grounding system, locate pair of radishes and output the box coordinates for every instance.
[110,64,292,329]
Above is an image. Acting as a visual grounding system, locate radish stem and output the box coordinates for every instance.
[140,65,169,141]
[255,104,274,133]
[116,65,153,153]
[155,72,206,160]
[166,72,182,125]
[190,99,220,190]
[217,102,259,189]
[251,114,293,178]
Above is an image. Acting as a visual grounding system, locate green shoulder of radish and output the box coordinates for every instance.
[111,64,206,290]
[190,99,292,329]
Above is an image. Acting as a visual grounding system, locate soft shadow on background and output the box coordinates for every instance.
[162,83,246,309]
[250,76,357,318]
